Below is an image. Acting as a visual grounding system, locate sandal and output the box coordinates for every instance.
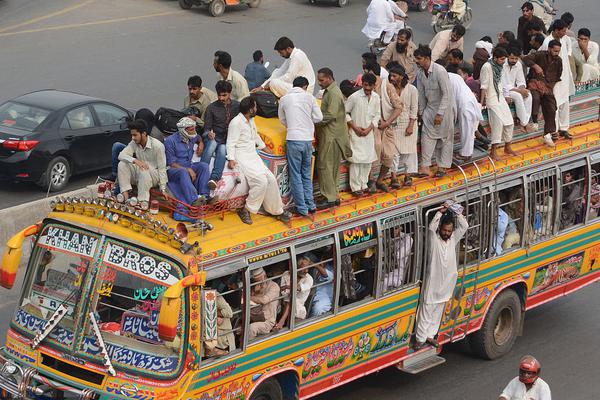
[404,176,413,186]
[435,170,447,178]
[375,182,389,193]
[390,179,401,189]
[237,208,253,225]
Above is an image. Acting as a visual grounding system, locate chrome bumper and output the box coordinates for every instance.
[0,349,96,399]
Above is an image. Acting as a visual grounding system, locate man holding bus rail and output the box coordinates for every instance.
[414,201,468,349]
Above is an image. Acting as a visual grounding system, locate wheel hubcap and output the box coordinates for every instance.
[493,308,514,346]
[51,163,67,186]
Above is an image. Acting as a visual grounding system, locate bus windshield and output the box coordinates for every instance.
[14,223,186,379]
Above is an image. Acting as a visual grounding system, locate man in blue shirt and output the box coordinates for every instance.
[244,50,271,90]
[310,261,334,317]
[164,117,211,209]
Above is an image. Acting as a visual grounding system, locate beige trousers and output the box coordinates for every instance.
[117,162,160,201]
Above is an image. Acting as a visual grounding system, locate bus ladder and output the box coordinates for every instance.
[448,157,497,342]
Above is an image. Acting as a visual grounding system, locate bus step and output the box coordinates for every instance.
[397,348,446,374]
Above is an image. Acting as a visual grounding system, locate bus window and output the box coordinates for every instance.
[204,272,244,359]
[458,194,492,268]
[493,184,524,256]
[300,244,336,320]
[247,250,290,342]
[528,170,557,243]
[589,164,600,220]
[559,166,586,230]
[380,211,418,294]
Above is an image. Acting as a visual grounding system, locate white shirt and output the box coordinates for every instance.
[573,40,599,67]
[361,0,396,40]
[264,48,315,94]
[118,136,168,190]
[448,73,482,122]
[500,377,552,400]
[425,211,468,303]
[480,62,514,126]
[280,271,313,319]
[278,87,323,141]
[502,61,527,96]
[345,89,380,164]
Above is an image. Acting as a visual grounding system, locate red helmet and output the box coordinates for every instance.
[519,355,541,384]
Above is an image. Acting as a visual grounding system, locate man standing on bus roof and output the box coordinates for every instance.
[414,201,468,349]
[499,355,551,400]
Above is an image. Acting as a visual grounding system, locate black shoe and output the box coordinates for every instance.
[290,207,308,217]
[334,199,341,206]
[308,208,316,214]
[276,210,292,223]
[100,173,117,181]
[237,208,253,225]
[559,130,572,139]
[316,200,335,210]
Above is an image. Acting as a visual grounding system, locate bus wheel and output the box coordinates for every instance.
[470,289,521,360]
[250,379,283,400]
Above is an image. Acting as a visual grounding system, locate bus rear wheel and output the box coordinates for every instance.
[470,289,521,360]
[250,379,283,400]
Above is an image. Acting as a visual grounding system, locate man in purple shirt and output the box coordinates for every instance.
[164,117,211,208]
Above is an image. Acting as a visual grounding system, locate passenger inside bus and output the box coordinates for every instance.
[495,189,522,255]
[309,250,335,318]
[560,168,585,229]
[207,273,244,356]
[274,254,314,331]
[382,225,413,291]
[249,267,281,339]
[339,246,377,306]
[532,185,554,239]
[203,293,235,357]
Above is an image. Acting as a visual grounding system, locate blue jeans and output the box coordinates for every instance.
[286,140,315,215]
[200,138,227,182]
[111,142,126,193]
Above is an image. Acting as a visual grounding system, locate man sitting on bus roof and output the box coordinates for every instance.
[414,201,468,349]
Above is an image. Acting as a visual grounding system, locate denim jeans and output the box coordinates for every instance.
[111,142,127,193]
[286,140,315,215]
[200,138,227,181]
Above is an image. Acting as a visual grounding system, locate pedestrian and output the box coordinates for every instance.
[244,50,271,90]
[499,355,551,400]
[315,68,353,210]
[202,80,240,189]
[522,40,563,146]
[379,63,419,188]
[518,2,547,53]
[214,50,250,102]
[540,19,575,140]
[429,25,466,63]
[345,73,381,196]
[481,47,517,160]
[415,45,455,178]
[573,28,600,82]
[226,97,291,225]
[380,28,418,83]
[446,64,483,161]
[184,75,217,128]
[252,37,315,97]
[502,47,535,133]
[414,202,468,349]
[117,119,167,202]
[278,76,323,216]
[164,117,211,211]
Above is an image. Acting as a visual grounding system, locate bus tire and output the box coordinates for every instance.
[250,378,283,400]
[470,289,521,360]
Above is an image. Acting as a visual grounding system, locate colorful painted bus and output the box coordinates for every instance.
[0,82,599,400]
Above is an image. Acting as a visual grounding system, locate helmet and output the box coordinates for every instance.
[519,355,541,384]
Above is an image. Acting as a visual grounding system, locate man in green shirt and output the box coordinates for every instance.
[315,68,353,210]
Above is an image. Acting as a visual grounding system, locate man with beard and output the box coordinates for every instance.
[502,47,536,133]
[214,50,250,102]
[164,117,211,210]
[252,37,315,97]
[414,202,468,349]
[518,2,547,53]
[184,75,217,128]
[415,45,455,178]
[481,47,517,160]
[429,25,466,63]
[226,97,291,225]
[540,19,576,141]
[380,29,417,83]
[523,40,563,146]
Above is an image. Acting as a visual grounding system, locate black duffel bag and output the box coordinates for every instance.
[155,107,188,135]
[251,91,279,118]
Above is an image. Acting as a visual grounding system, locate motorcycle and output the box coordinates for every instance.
[428,0,472,33]
[364,1,412,55]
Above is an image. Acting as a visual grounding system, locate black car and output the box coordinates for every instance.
[0,90,133,191]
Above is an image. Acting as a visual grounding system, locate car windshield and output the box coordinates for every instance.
[0,101,51,131]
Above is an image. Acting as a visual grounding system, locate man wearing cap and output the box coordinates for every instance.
[164,118,211,210]
[249,268,280,339]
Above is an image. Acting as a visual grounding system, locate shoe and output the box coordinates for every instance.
[290,207,308,217]
[367,180,377,194]
[425,337,440,348]
[316,200,335,210]
[559,130,572,139]
[375,182,389,192]
[351,190,364,197]
[543,134,555,147]
[100,173,117,182]
[390,179,401,189]
[237,208,253,225]
[334,199,341,206]
[435,170,447,178]
[525,123,537,133]
[276,210,292,223]
[531,122,539,131]
[404,176,413,186]
[308,208,316,214]
[208,180,218,190]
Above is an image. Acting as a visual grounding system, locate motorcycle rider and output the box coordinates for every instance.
[499,355,551,400]
[362,0,407,48]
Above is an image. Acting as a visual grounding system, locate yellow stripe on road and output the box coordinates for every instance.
[0,10,185,38]
[0,0,96,33]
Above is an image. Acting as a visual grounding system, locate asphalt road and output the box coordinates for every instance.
[0,0,598,207]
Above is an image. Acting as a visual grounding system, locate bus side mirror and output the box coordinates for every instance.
[0,224,40,289]
[158,271,206,342]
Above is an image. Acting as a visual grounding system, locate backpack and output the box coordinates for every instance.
[251,91,279,118]
[154,107,187,135]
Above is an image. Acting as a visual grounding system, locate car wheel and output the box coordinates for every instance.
[248,0,261,8]
[418,0,428,11]
[40,156,70,192]
[179,0,194,9]
[209,0,226,16]
[308,0,316,4]
[470,289,521,360]
[337,0,348,7]
[250,379,283,400]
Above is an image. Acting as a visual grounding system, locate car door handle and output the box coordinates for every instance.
[64,135,75,141]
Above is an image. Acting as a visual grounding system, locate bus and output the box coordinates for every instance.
[0,81,598,400]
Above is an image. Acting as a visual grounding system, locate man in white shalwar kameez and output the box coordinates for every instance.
[480,47,517,160]
[226,97,291,225]
[540,19,576,140]
[254,37,315,98]
[414,203,468,348]
[345,73,381,195]
[502,48,535,133]
[362,0,406,45]
[448,70,482,160]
